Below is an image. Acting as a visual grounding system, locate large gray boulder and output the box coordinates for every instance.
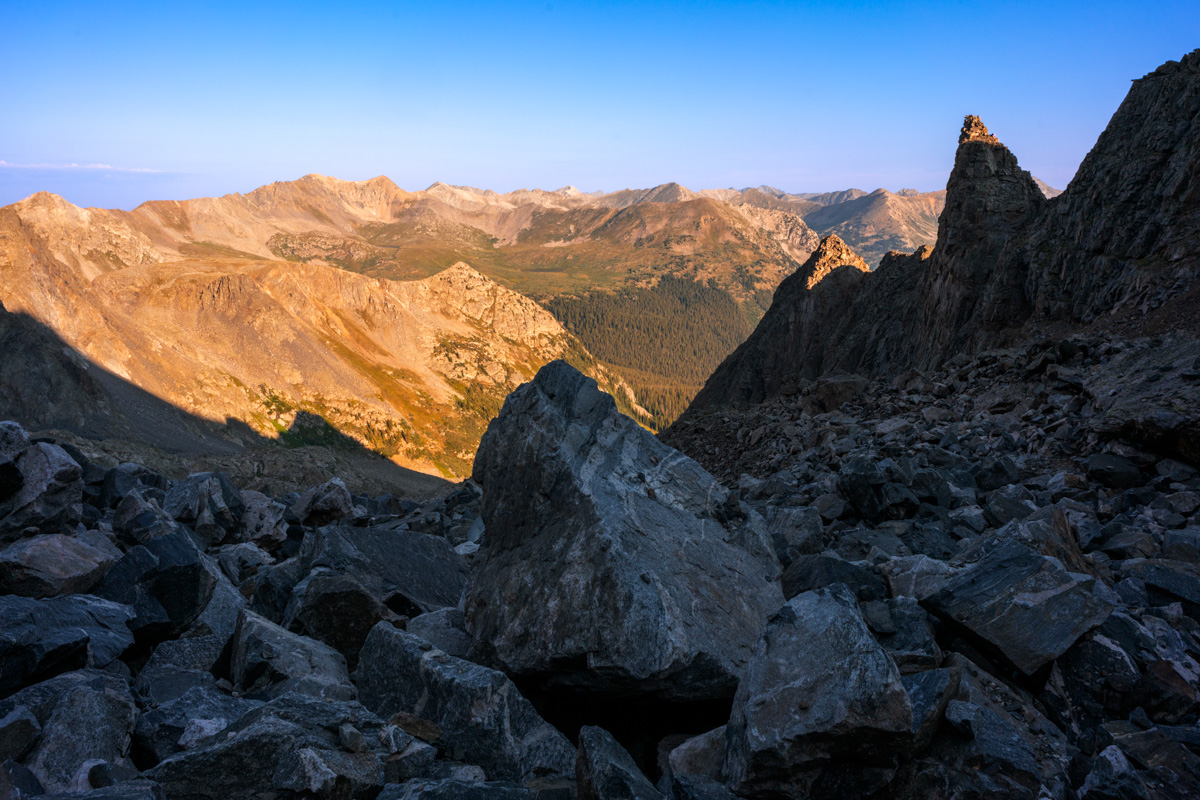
[723,584,913,798]
[24,676,137,793]
[229,609,355,702]
[357,623,575,784]
[300,525,467,616]
[0,443,83,542]
[0,596,134,694]
[93,529,216,645]
[467,361,782,699]
[922,538,1115,674]
[0,534,115,598]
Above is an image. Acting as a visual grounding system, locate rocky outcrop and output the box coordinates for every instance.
[689,235,872,408]
[682,51,1200,416]
[466,361,782,700]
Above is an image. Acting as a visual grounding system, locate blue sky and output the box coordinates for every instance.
[2,1,1197,209]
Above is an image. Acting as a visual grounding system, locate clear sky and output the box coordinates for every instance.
[2,1,1197,209]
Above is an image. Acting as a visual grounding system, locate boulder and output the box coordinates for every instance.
[301,525,466,616]
[0,534,115,597]
[99,462,166,510]
[723,585,913,797]
[238,490,289,551]
[357,623,575,784]
[229,609,355,702]
[0,443,82,542]
[1084,454,1143,490]
[467,362,781,699]
[0,596,134,694]
[0,760,44,799]
[93,529,216,644]
[664,727,724,786]
[922,539,1116,674]
[24,677,137,793]
[36,780,165,799]
[837,457,919,522]
[291,478,354,527]
[0,706,40,761]
[282,572,385,665]
[162,472,244,547]
[405,608,472,659]
[377,780,534,799]
[146,694,385,800]
[0,421,30,459]
[141,557,245,674]
[781,553,887,601]
[576,726,660,800]
[133,685,261,763]
[111,488,176,547]
[863,597,943,674]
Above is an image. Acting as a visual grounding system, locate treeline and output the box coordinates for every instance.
[544,277,755,428]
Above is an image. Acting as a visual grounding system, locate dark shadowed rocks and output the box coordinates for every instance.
[377,779,534,799]
[0,443,82,542]
[0,534,115,598]
[228,609,355,702]
[299,525,466,617]
[575,726,661,800]
[723,584,913,798]
[0,597,134,694]
[357,623,575,785]
[163,472,245,548]
[467,361,781,700]
[93,530,215,645]
[923,538,1115,674]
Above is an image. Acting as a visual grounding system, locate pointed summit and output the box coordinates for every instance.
[958,115,1001,145]
[801,234,870,289]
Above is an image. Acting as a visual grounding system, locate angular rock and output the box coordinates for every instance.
[24,675,137,793]
[0,706,40,761]
[467,362,781,699]
[0,534,116,598]
[282,572,385,665]
[405,608,472,660]
[575,726,660,800]
[664,727,724,786]
[93,529,215,644]
[781,553,887,601]
[0,421,30,460]
[1085,454,1143,490]
[135,683,261,763]
[111,487,176,547]
[724,585,913,797]
[378,780,534,800]
[760,506,823,566]
[0,443,82,542]
[923,539,1115,674]
[99,462,167,510]
[36,780,165,799]
[902,666,960,750]
[163,472,244,547]
[291,477,354,527]
[837,456,920,522]
[142,557,245,674]
[0,596,134,694]
[358,623,575,784]
[301,525,466,617]
[147,694,385,800]
[866,597,943,674]
[229,609,355,702]
[237,490,289,551]
[0,760,44,799]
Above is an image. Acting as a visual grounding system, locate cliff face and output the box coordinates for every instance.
[684,50,1200,415]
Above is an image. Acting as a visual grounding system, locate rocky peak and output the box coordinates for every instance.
[801,233,871,289]
[958,114,1001,145]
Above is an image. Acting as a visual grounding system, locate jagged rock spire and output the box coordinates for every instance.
[959,115,1001,145]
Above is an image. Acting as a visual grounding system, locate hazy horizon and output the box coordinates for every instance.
[4,0,1198,210]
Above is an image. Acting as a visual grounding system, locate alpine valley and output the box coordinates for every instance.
[0,46,1197,800]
